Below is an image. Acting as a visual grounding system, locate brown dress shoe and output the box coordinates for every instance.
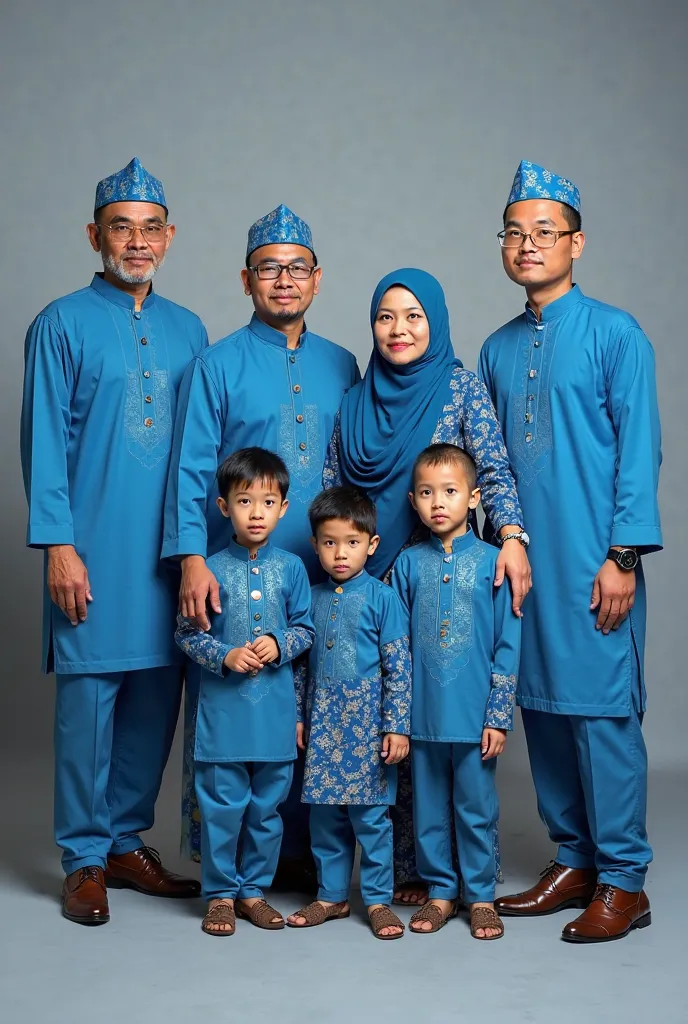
[62,866,110,925]
[561,884,651,943]
[105,846,200,898]
[495,861,597,917]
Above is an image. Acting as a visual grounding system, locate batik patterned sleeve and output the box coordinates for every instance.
[174,614,230,677]
[322,410,343,489]
[433,368,524,532]
[271,560,315,666]
[484,577,520,730]
[378,588,412,735]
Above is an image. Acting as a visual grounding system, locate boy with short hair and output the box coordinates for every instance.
[287,486,412,940]
[392,443,521,940]
[175,447,314,936]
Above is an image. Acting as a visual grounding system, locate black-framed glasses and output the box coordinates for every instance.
[99,222,168,242]
[248,262,316,281]
[497,228,575,249]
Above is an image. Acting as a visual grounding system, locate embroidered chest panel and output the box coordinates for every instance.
[509,321,558,486]
[416,544,484,684]
[311,586,366,681]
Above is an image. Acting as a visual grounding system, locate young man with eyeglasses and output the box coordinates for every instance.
[163,204,359,883]
[21,157,206,925]
[478,160,662,943]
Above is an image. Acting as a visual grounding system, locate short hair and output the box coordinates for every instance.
[502,202,581,233]
[412,443,478,491]
[217,447,290,500]
[308,486,377,538]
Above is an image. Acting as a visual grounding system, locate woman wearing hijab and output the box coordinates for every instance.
[324,269,530,904]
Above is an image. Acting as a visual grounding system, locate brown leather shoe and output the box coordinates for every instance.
[105,847,200,898]
[495,861,597,917]
[562,884,651,943]
[62,866,110,925]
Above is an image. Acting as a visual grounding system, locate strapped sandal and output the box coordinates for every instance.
[409,899,458,934]
[470,905,504,941]
[201,900,236,937]
[286,900,350,928]
[235,898,285,930]
[368,905,405,940]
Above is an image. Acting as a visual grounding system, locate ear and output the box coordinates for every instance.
[240,268,252,296]
[310,535,318,551]
[216,496,230,518]
[408,491,417,511]
[86,223,101,253]
[312,266,323,296]
[278,499,289,520]
[571,231,585,261]
[367,534,380,556]
[164,223,176,251]
[468,487,481,509]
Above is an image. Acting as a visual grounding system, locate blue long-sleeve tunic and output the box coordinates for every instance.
[478,285,662,715]
[21,273,207,673]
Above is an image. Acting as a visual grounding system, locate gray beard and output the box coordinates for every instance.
[103,253,163,285]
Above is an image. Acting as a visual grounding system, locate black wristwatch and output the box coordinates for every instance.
[606,547,638,571]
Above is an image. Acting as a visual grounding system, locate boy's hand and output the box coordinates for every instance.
[296,722,308,751]
[251,635,279,664]
[481,728,507,760]
[224,645,263,674]
[381,733,409,764]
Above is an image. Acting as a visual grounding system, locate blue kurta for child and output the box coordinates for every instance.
[175,539,314,762]
[296,571,412,805]
[478,286,662,716]
[21,273,207,673]
[162,315,360,578]
[392,530,520,741]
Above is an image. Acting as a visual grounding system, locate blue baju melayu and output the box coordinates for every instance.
[21,272,207,872]
[479,284,662,890]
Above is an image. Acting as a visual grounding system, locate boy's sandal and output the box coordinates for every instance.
[235,898,285,930]
[470,906,504,940]
[409,899,458,934]
[369,905,405,940]
[201,901,236,937]
[286,900,350,928]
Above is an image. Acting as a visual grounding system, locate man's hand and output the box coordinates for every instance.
[481,728,507,760]
[494,535,532,617]
[223,645,263,674]
[47,545,92,626]
[381,733,409,764]
[590,560,636,634]
[251,635,279,665]
[180,555,221,631]
[296,722,308,751]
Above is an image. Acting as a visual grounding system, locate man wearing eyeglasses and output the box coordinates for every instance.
[21,158,205,925]
[163,204,359,881]
[478,161,662,943]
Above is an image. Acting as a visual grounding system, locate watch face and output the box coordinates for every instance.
[618,549,638,570]
[521,532,530,547]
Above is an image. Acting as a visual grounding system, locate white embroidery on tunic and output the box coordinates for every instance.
[123,324,172,469]
[417,544,483,684]
[510,321,557,486]
[279,402,322,499]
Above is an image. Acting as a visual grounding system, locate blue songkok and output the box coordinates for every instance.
[246,204,314,258]
[506,159,581,213]
[339,269,463,579]
[94,157,167,215]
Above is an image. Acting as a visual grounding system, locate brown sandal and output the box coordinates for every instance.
[286,900,350,928]
[235,898,285,930]
[368,905,405,940]
[410,899,458,934]
[201,900,236,937]
[470,905,504,940]
[392,883,428,907]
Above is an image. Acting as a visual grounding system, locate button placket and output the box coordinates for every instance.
[524,322,546,445]
[321,592,340,683]
[439,558,454,648]
[248,563,264,640]
[133,312,155,429]
[286,351,308,462]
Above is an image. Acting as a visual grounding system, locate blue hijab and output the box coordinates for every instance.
[339,269,462,579]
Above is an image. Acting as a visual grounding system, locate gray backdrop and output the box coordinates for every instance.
[1,0,685,774]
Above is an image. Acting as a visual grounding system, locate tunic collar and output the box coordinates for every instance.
[248,312,308,352]
[228,536,272,562]
[90,272,157,310]
[429,527,476,555]
[525,283,583,325]
[325,569,369,593]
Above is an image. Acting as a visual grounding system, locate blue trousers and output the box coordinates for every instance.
[412,741,499,904]
[195,760,293,900]
[310,804,394,906]
[522,708,652,891]
[55,667,183,874]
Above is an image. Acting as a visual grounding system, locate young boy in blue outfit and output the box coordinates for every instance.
[392,443,521,940]
[175,447,314,936]
[287,487,412,940]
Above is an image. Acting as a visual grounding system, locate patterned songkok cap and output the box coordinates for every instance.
[506,160,581,214]
[94,157,167,214]
[246,204,314,257]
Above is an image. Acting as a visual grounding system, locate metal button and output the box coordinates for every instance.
[144,417,153,427]
[299,442,307,451]
[525,413,533,423]
[293,384,301,393]
[250,590,262,600]
[536,323,544,331]
[134,312,141,320]
[534,341,541,348]
[289,355,296,363]
[140,337,147,345]
[528,394,535,401]
[525,432,533,443]
[330,614,336,621]
[145,395,152,403]
[296,414,304,423]
[326,639,335,649]
[332,599,339,605]
[440,642,448,648]
[529,369,537,378]
[334,586,343,594]
[253,626,262,635]
[440,629,448,638]
[442,574,451,583]
[254,613,261,621]
[143,370,151,379]
[443,556,451,563]
[251,567,260,575]
[441,620,450,626]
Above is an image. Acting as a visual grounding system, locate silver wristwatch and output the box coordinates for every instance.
[499,529,530,548]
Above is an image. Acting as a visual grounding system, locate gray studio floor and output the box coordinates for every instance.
[1,742,685,1024]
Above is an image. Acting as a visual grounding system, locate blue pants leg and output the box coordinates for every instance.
[521,708,596,870]
[349,805,394,907]
[195,762,250,900]
[310,804,356,903]
[412,742,458,900]
[181,661,201,861]
[54,673,121,873]
[278,749,312,863]
[107,666,184,855]
[452,744,499,904]
[238,761,294,899]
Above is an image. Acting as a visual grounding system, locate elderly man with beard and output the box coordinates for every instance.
[21,158,205,925]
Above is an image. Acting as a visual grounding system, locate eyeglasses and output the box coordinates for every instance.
[248,262,316,281]
[98,223,168,242]
[497,228,575,249]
